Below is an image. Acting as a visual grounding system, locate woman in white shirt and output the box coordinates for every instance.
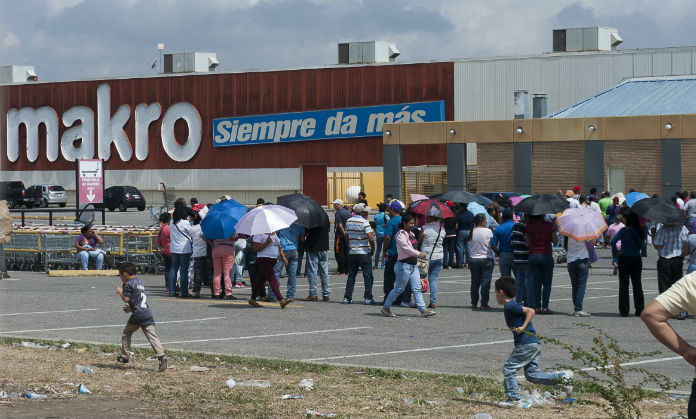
[249,232,290,309]
[419,216,445,308]
[168,203,194,297]
[468,213,494,310]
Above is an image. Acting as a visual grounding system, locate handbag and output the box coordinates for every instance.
[418,226,442,276]
[585,241,598,264]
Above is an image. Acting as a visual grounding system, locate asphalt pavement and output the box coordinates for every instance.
[0,246,694,389]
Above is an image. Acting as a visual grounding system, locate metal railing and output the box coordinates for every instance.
[9,207,106,227]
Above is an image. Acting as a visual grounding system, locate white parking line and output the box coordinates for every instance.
[0,309,99,316]
[581,356,684,371]
[154,326,372,345]
[303,339,514,362]
[0,317,225,334]
[549,291,659,302]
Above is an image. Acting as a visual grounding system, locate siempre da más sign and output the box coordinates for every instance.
[212,101,444,147]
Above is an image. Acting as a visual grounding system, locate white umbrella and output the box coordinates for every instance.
[234,204,298,235]
[556,207,607,241]
[611,192,626,206]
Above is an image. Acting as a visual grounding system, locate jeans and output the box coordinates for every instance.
[345,253,374,301]
[383,261,427,312]
[499,252,514,277]
[192,256,207,293]
[443,236,457,267]
[456,230,471,266]
[168,252,191,296]
[528,253,554,310]
[618,255,644,317]
[161,253,172,290]
[252,257,283,300]
[383,254,398,299]
[657,256,684,294]
[212,245,234,296]
[273,249,298,300]
[512,263,530,305]
[77,250,104,270]
[503,343,564,400]
[469,257,494,306]
[427,259,443,305]
[373,234,385,268]
[567,258,589,312]
[307,250,331,297]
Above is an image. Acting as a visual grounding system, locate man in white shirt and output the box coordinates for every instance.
[343,203,376,305]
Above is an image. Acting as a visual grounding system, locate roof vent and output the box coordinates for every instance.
[553,27,623,52]
[338,41,400,64]
[163,52,219,74]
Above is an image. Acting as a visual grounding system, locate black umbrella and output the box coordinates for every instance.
[631,198,685,226]
[431,190,492,206]
[276,193,329,228]
[514,194,570,215]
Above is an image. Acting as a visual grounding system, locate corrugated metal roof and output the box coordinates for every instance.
[547,76,696,118]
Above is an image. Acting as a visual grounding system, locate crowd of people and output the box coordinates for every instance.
[81,187,683,321]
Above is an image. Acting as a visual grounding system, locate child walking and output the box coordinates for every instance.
[495,276,572,408]
[115,262,168,372]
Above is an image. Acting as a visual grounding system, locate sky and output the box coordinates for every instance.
[0,0,694,82]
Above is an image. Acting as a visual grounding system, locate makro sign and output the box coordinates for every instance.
[5,83,201,163]
[212,101,444,147]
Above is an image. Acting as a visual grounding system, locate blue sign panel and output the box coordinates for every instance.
[212,100,444,147]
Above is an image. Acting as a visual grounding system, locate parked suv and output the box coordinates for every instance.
[100,186,146,211]
[28,184,68,207]
[0,181,42,208]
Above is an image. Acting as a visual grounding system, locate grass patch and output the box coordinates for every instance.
[0,336,687,418]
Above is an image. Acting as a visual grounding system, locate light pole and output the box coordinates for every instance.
[157,43,164,74]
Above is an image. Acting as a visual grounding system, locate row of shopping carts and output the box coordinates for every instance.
[3,227,164,273]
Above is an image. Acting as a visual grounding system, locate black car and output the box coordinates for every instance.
[100,186,146,212]
[0,181,42,208]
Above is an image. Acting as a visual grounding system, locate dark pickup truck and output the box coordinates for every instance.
[0,181,43,208]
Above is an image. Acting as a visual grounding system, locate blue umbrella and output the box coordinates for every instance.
[625,191,650,207]
[465,202,493,227]
[200,199,248,239]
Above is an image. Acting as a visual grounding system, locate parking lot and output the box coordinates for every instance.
[1,246,693,389]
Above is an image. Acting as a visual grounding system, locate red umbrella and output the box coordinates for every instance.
[409,199,455,218]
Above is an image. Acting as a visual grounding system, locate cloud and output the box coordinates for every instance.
[46,0,85,16]
[2,0,696,81]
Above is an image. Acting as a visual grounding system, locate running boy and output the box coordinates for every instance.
[115,262,168,372]
[495,276,572,408]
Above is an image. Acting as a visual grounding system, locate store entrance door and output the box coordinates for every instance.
[608,167,625,195]
[302,164,327,205]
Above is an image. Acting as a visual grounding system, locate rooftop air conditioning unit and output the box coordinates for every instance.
[338,41,400,64]
[553,27,623,52]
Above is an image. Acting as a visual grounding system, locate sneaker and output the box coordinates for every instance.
[234,282,244,288]
[573,310,591,317]
[224,295,238,300]
[480,305,492,311]
[613,266,618,276]
[322,295,331,301]
[303,295,318,301]
[558,369,574,390]
[428,303,436,309]
[116,355,129,364]
[421,309,436,317]
[342,298,352,305]
[497,398,524,409]
[158,356,168,372]
[381,307,396,317]
[365,299,375,305]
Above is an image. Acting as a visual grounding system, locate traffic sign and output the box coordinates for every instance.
[77,159,103,205]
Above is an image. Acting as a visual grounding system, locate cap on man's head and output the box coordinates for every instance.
[573,186,581,192]
[501,208,513,220]
[353,203,370,213]
[331,199,344,206]
[445,200,455,208]
[388,201,403,212]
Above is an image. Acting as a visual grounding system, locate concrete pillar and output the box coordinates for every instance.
[514,142,533,194]
[446,143,467,191]
[585,141,605,194]
[383,144,403,200]
[661,139,682,198]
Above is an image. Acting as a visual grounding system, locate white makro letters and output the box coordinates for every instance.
[61,106,94,161]
[6,107,60,162]
[5,83,202,163]
[161,102,202,162]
